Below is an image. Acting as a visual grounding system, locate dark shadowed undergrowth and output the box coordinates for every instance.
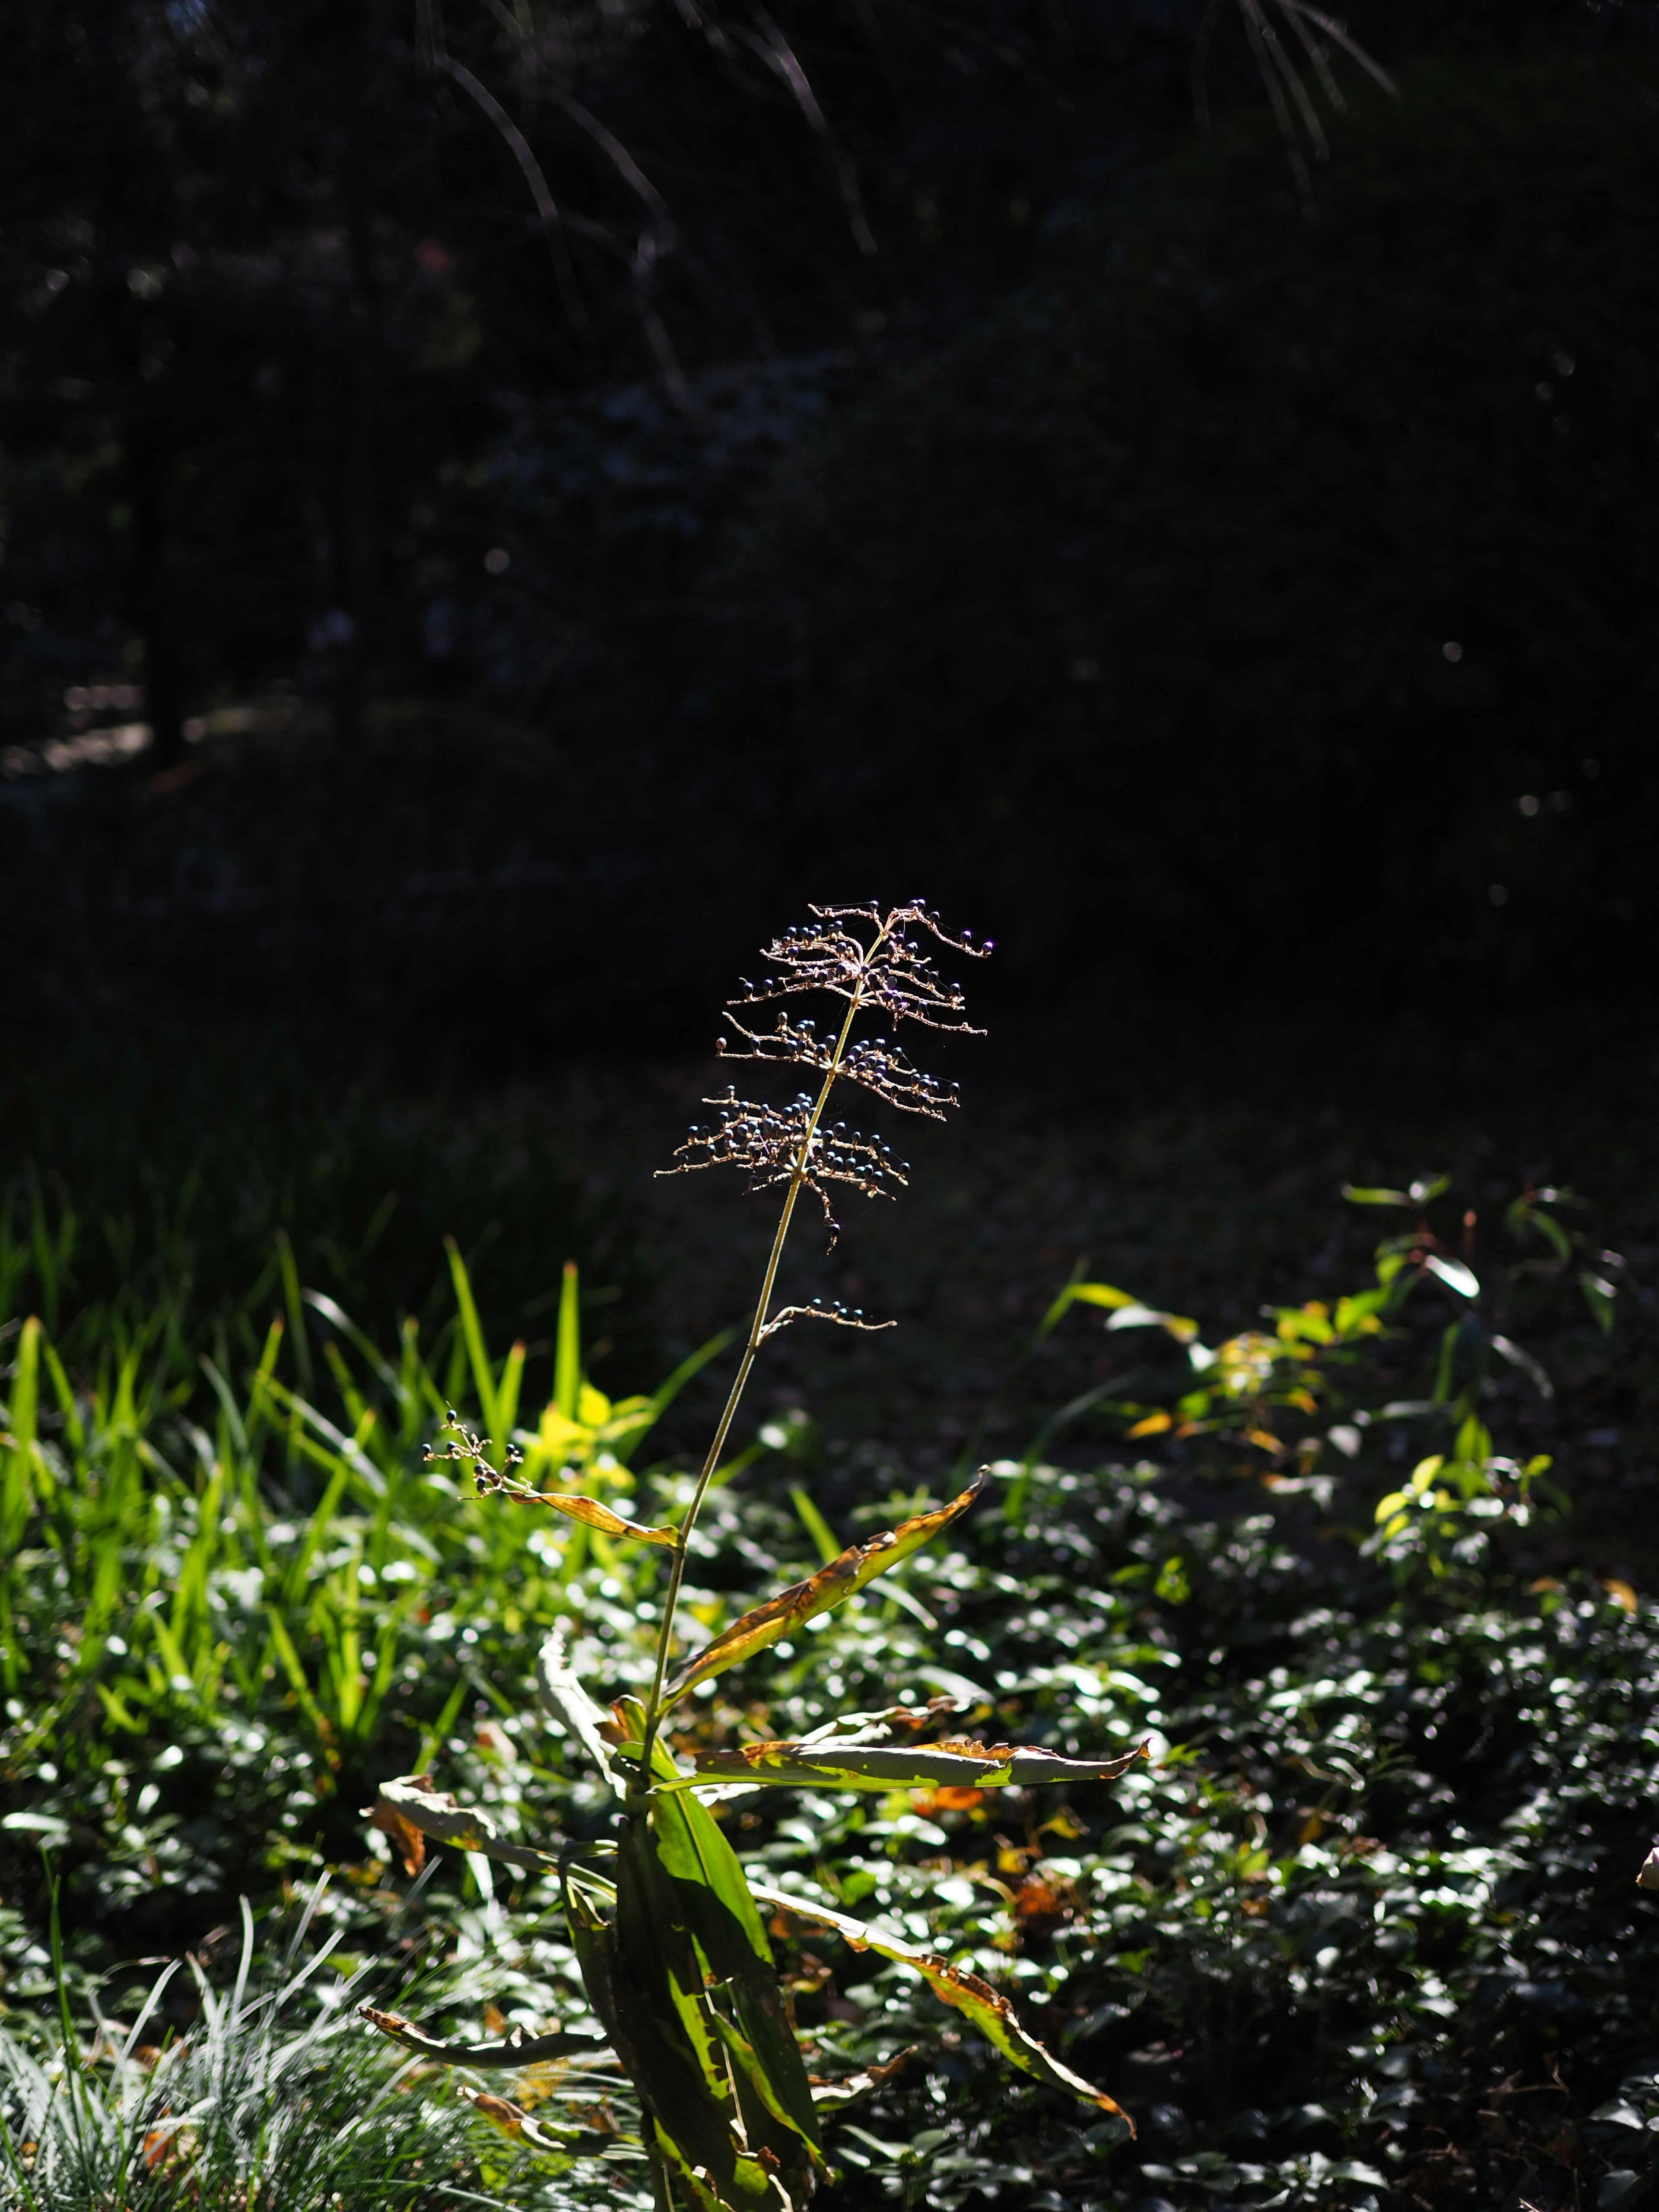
[4,992,1659,2209]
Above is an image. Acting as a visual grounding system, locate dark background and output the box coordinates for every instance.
[2,0,1656,1065]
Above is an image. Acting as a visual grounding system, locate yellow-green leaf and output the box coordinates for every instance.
[359,2005,605,2069]
[503,1485,678,1546]
[368,1773,561,1874]
[667,1469,988,1699]
[675,1738,1147,1793]
[748,1881,1134,2132]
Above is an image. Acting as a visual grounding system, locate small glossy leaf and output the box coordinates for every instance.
[1341,1184,1411,1207]
[502,1484,678,1545]
[359,2005,606,2069]
[1126,1412,1172,1439]
[1580,1270,1618,1335]
[1105,1304,1199,1344]
[667,1469,988,1699]
[1424,1253,1480,1300]
[748,1882,1134,2132]
[677,1739,1147,1793]
[365,1773,560,1874]
[1038,1280,1138,1337]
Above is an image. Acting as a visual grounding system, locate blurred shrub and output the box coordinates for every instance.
[703,53,1659,1013]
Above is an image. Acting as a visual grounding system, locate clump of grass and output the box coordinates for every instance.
[0,1879,590,2212]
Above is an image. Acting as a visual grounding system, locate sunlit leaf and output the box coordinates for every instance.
[1038,1280,1138,1337]
[536,1625,624,1796]
[365,1773,560,1874]
[456,2086,573,2153]
[1126,1411,1172,1439]
[1580,1270,1618,1335]
[673,1738,1148,1793]
[807,2048,917,2110]
[607,1815,785,2209]
[1106,1304,1199,1344]
[1341,1184,1411,1207]
[748,1882,1134,2133]
[502,1483,678,1545]
[666,1468,989,1698]
[359,2005,606,2069]
[1424,1252,1480,1300]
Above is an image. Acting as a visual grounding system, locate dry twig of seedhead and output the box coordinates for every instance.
[425,1414,523,1491]
[661,900,987,1243]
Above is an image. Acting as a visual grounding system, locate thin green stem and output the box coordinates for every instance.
[636,972,874,1787]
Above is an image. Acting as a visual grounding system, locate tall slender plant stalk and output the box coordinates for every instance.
[363,901,1148,2212]
[638,979,866,1782]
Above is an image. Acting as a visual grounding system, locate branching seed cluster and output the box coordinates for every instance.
[426,1414,523,1495]
[661,902,990,1254]
[719,1015,960,1121]
[734,900,989,1033]
[668,1090,907,1232]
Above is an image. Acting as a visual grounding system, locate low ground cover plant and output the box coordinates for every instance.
[2,915,1657,2210]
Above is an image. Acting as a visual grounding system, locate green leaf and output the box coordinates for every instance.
[806,2049,917,2110]
[445,1236,499,1449]
[1580,1270,1618,1335]
[666,1469,988,1699]
[536,1624,624,1796]
[367,1774,561,1875]
[554,1258,582,1421]
[748,1882,1134,2133]
[651,1788,825,2165]
[358,2005,606,2068]
[789,1484,841,1567]
[1341,1184,1411,1208]
[500,1484,678,1546]
[1037,1280,1138,1338]
[1104,1304,1199,1344]
[674,1738,1147,1793]
[607,1816,782,2209]
[1424,1253,1480,1300]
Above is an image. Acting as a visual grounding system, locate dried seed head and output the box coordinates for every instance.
[718,1014,961,1120]
[735,900,990,1033]
[660,901,987,1247]
[664,1090,906,1242]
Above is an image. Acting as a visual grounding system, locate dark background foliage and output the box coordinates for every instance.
[2,1,1656,1056]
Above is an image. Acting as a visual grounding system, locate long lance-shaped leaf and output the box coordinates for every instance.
[364,1773,561,1875]
[502,1484,678,1546]
[667,1468,988,1699]
[748,1882,1135,2135]
[604,1821,779,2209]
[537,1625,624,1796]
[677,1738,1149,1794]
[609,1697,825,2193]
[358,2005,607,2069]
